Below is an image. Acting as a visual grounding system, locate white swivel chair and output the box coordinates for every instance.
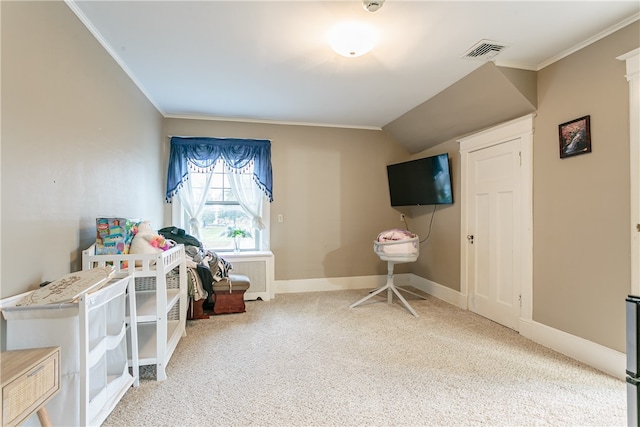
[350,233,426,317]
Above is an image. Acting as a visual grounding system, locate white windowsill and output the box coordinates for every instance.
[217,251,273,259]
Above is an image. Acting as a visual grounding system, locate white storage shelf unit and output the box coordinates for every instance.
[222,251,274,301]
[82,243,187,381]
[1,275,138,427]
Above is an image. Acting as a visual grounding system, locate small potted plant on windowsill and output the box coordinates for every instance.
[223,227,252,252]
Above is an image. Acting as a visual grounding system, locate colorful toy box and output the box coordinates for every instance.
[95,218,138,255]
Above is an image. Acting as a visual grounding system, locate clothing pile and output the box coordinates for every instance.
[158,226,233,308]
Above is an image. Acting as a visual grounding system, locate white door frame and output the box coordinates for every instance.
[618,48,640,297]
[459,114,534,332]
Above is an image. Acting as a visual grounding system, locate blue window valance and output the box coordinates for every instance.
[166,136,273,202]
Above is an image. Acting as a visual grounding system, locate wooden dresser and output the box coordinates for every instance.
[1,347,60,427]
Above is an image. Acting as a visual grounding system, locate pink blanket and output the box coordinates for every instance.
[377,229,415,242]
[375,229,418,256]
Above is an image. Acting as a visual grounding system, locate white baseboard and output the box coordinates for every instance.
[272,274,625,379]
[274,275,388,294]
[520,319,626,380]
[408,274,467,309]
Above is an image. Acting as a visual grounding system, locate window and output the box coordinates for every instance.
[166,136,273,252]
[189,161,259,251]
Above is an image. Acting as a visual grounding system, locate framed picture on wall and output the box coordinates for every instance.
[559,115,591,159]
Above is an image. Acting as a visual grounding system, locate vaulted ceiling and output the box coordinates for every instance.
[68,1,639,153]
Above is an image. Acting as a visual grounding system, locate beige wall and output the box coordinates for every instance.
[1,1,164,300]
[533,22,639,352]
[163,119,410,281]
[405,139,461,291]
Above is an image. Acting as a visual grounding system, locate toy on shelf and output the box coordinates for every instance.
[130,221,174,264]
[95,217,138,255]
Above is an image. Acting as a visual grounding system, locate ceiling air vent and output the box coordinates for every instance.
[461,40,509,61]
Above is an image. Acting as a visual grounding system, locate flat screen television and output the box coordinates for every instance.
[386,153,453,206]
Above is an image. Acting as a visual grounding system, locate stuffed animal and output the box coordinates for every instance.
[129,221,173,264]
[149,235,172,251]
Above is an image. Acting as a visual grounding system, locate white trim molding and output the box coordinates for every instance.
[408,275,467,309]
[274,274,466,309]
[64,0,162,113]
[521,320,626,380]
[274,274,391,295]
[537,13,640,71]
[618,48,640,297]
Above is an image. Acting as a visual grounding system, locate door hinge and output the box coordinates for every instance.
[518,151,522,166]
[637,223,640,232]
[519,294,522,307]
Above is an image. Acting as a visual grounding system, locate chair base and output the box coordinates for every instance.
[349,261,426,317]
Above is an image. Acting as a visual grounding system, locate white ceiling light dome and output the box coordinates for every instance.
[328,21,378,58]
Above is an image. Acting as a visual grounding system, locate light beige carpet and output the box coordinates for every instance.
[104,290,626,426]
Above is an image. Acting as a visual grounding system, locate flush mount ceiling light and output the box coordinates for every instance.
[328,21,378,58]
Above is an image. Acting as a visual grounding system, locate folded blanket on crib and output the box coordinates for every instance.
[375,229,418,256]
[377,228,416,242]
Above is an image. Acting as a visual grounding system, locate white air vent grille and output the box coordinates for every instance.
[462,40,509,61]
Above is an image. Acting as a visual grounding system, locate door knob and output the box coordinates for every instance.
[467,235,474,244]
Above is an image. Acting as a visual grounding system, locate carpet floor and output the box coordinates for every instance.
[103,289,626,426]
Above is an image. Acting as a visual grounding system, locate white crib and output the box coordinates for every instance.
[350,233,426,317]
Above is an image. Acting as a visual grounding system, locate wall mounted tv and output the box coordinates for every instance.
[386,153,453,206]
